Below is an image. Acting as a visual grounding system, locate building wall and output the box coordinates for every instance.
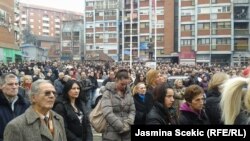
[19,3,83,38]
[0,0,18,49]
[164,0,175,54]
[0,0,21,64]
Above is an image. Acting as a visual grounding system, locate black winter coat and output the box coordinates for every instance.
[0,91,29,141]
[205,89,223,124]
[146,102,178,125]
[179,109,210,125]
[133,92,153,124]
[53,96,93,141]
[234,110,250,125]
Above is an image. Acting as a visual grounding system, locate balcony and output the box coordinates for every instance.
[234,29,249,36]
[55,19,60,23]
[42,23,49,27]
[234,44,248,51]
[42,17,50,21]
[234,0,249,4]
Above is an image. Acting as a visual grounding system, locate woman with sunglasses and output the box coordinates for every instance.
[53,80,93,141]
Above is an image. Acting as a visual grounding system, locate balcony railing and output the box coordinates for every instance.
[234,29,249,35]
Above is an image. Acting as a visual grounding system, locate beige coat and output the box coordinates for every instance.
[4,107,67,141]
[101,82,135,141]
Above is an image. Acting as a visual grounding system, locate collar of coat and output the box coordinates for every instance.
[25,107,61,125]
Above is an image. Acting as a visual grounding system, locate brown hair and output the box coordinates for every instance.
[184,84,204,103]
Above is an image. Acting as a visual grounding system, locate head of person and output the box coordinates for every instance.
[220,77,250,124]
[30,79,56,114]
[62,80,81,103]
[109,71,115,80]
[22,75,32,84]
[146,69,163,88]
[0,73,19,98]
[58,72,65,80]
[242,66,250,78]
[153,84,174,108]
[174,79,183,88]
[208,72,229,92]
[132,82,146,96]
[184,85,205,112]
[115,69,130,92]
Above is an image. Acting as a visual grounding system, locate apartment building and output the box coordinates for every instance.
[84,0,120,61]
[61,19,84,61]
[233,0,250,66]
[19,3,83,60]
[0,0,21,63]
[179,0,250,66]
[122,0,176,62]
[84,0,176,62]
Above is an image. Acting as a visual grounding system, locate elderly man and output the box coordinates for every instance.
[0,73,30,141]
[4,79,67,141]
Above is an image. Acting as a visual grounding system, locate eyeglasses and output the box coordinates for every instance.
[44,91,56,96]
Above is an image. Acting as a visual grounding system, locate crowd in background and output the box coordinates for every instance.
[1,60,250,141]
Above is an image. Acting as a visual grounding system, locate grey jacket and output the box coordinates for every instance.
[4,107,67,141]
[101,82,135,141]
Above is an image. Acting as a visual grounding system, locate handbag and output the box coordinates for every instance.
[89,95,110,133]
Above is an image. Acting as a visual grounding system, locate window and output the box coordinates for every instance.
[198,38,210,45]
[182,9,195,16]
[140,22,149,28]
[181,24,194,31]
[181,39,195,46]
[198,7,210,14]
[140,9,149,15]
[198,23,210,29]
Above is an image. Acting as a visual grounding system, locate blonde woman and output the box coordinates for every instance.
[145,69,164,96]
[132,82,153,125]
[220,77,250,124]
[205,72,229,124]
[173,79,186,117]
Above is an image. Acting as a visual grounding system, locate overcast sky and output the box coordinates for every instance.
[20,0,84,13]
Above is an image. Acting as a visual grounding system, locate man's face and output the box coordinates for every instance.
[32,83,56,112]
[2,77,19,98]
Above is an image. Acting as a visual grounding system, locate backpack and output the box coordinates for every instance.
[89,92,112,133]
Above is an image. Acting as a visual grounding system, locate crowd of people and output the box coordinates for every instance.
[0,60,250,141]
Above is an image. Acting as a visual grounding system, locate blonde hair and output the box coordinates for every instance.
[208,72,229,91]
[220,77,249,124]
[132,82,146,96]
[146,69,160,88]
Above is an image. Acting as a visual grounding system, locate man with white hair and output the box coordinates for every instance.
[4,79,67,141]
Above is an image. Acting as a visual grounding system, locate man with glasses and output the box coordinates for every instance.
[4,79,67,141]
[0,73,30,141]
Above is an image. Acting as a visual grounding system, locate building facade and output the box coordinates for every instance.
[61,19,84,61]
[19,3,83,60]
[84,0,121,61]
[122,0,176,62]
[179,0,250,66]
[84,0,176,62]
[0,0,21,64]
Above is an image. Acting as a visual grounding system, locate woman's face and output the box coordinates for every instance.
[189,93,204,112]
[176,80,183,87]
[164,88,175,108]
[68,83,80,99]
[136,83,146,94]
[155,73,164,85]
[139,75,144,81]
[116,78,129,92]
